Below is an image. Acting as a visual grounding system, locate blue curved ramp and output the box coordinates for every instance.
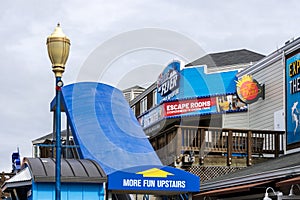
[61,82,162,174]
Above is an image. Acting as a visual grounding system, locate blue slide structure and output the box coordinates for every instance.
[61,82,162,174]
[61,82,200,193]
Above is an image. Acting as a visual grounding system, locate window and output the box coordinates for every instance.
[131,105,136,115]
[152,89,157,107]
[140,97,147,114]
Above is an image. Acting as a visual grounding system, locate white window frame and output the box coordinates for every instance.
[140,97,147,114]
[152,89,157,107]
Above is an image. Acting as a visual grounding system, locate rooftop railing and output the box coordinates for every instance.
[150,125,285,166]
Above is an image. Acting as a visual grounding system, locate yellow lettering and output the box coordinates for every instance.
[298,60,300,75]
[289,60,300,77]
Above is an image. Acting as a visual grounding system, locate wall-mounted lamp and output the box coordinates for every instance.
[263,187,283,200]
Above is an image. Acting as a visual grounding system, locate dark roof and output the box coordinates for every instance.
[200,152,300,192]
[186,49,265,68]
[23,157,107,183]
[32,130,71,144]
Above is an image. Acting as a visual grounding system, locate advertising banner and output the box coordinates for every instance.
[138,95,247,128]
[156,61,238,103]
[108,165,200,192]
[164,97,217,117]
[138,106,163,128]
[286,52,300,146]
[138,61,247,128]
[157,61,181,101]
[236,75,264,104]
[164,95,247,118]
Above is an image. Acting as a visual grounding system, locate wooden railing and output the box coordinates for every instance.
[150,125,285,166]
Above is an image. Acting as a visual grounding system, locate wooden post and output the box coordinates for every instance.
[108,191,112,200]
[197,128,201,153]
[176,127,183,157]
[275,132,280,158]
[227,130,232,166]
[164,132,167,161]
[199,128,205,165]
[188,193,192,200]
[247,131,252,166]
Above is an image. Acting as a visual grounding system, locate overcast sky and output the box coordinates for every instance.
[1,0,300,172]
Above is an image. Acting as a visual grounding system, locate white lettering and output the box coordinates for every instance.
[167,103,189,111]
[290,77,300,94]
[143,180,156,187]
[122,179,141,187]
[159,74,179,96]
[122,179,186,189]
[190,101,211,109]
[156,180,186,188]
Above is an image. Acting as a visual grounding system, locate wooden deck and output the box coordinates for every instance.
[149,125,285,166]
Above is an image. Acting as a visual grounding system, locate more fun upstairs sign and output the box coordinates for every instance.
[107,165,200,193]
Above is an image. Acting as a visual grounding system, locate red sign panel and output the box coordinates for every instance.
[163,97,216,117]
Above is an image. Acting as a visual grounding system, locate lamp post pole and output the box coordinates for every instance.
[55,76,63,200]
[46,23,70,200]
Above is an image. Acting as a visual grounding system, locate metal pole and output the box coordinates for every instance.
[55,77,62,200]
[66,119,70,159]
[52,111,55,158]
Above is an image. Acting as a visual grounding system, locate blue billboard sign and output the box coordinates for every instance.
[286,53,300,146]
[135,61,247,128]
[108,165,200,193]
[157,61,238,103]
[157,61,181,100]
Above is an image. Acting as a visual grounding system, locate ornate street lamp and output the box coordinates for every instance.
[46,23,70,200]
